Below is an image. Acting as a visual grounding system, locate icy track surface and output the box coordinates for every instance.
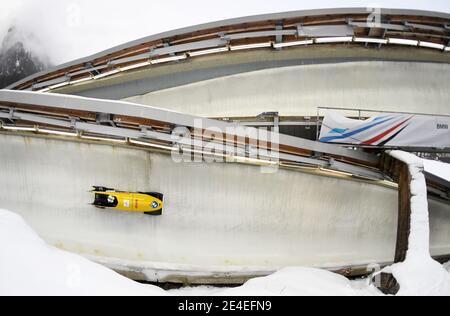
[1,207,449,296]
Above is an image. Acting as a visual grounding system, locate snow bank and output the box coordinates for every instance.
[0,209,165,296]
[387,151,450,296]
[219,267,380,296]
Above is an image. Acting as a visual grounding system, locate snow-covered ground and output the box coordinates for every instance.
[217,268,382,296]
[1,152,449,296]
[0,209,165,296]
[169,272,383,296]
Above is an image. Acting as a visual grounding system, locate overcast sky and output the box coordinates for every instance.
[1,0,449,65]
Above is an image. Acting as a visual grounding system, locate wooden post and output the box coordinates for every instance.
[379,153,412,295]
[395,162,412,263]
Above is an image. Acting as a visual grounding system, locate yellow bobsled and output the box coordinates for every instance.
[91,186,163,216]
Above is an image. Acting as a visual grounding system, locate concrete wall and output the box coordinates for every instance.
[125,61,450,118]
[0,133,449,282]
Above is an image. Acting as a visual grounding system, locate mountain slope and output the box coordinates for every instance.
[0,27,49,89]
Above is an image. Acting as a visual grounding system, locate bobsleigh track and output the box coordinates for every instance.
[2,8,450,284]
[1,133,449,283]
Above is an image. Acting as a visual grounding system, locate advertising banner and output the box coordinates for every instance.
[319,111,450,148]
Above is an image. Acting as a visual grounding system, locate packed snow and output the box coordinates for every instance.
[1,151,449,296]
[218,268,381,296]
[0,209,165,296]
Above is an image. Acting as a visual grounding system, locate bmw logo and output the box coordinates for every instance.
[151,201,159,209]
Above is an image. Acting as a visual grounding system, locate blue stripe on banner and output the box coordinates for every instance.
[320,116,396,142]
[329,128,348,134]
[373,116,389,122]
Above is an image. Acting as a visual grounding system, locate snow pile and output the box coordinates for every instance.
[0,209,165,296]
[219,268,380,296]
[386,151,450,296]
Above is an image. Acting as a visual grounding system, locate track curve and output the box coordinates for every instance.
[0,133,449,283]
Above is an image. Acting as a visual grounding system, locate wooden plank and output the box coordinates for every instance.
[379,157,412,295]
[395,162,412,263]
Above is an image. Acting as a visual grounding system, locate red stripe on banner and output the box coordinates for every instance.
[362,116,414,145]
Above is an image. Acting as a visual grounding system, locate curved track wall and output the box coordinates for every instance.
[0,134,449,282]
[124,61,450,117]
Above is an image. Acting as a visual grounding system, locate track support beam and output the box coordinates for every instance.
[379,153,413,295]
